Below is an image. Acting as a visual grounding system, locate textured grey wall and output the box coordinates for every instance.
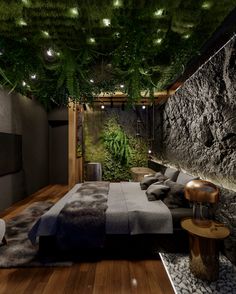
[153,36,236,264]
[0,90,49,210]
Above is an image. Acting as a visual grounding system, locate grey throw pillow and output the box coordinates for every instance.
[146,184,170,201]
[164,167,180,181]
[140,172,167,190]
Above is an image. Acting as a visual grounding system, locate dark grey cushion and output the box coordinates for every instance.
[176,172,199,185]
[164,167,180,181]
[140,173,168,190]
[163,180,189,208]
[146,183,170,201]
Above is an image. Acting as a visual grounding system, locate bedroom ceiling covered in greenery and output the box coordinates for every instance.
[0,0,235,107]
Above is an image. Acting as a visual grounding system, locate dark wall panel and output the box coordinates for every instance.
[0,133,22,176]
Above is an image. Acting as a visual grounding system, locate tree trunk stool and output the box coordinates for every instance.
[130,167,156,182]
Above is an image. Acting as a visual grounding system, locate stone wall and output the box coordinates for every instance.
[153,35,236,264]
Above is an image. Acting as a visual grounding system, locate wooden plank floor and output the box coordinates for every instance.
[0,185,174,294]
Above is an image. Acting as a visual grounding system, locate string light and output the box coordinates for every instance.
[87,37,96,44]
[46,48,55,57]
[142,103,146,110]
[17,18,27,26]
[90,79,94,83]
[153,38,163,45]
[120,84,124,89]
[30,73,37,80]
[102,18,111,27]
[42,30,50,38]
[69,7,79,17]
[101,104,105,110]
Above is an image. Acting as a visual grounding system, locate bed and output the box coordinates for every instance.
[29,180,193,256]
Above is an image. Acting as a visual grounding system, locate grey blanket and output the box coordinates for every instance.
[106,182,173,234]
[56,181,109,249]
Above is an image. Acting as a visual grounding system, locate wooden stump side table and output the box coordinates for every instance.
[181,218,230,281]
[130,167,155,182]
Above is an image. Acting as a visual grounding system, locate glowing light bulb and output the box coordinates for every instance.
[153,38,163,45]
[113,0,123,8]
[142,105,146,110]
[0,51,3,56]
[102,18,111,27]
[46,48,55,57]
[120,84,124,88]
[17,18,27,26]
[22,81,26,87]
[101,104,105,109]
[202,1,212,9]
[87,37,96,44]
[183,34,190,39]
[42,30,50,38]
[154,9,164,18]
[69,7,79,17]
[148,149,152,154]
[30,74,37,80]
[90,79,94,83]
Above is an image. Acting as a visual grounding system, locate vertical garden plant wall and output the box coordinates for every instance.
[84,107,149,181]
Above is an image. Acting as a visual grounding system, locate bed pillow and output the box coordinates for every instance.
[146,184,170,201]
[176,171,199,185]
[140,173,168,190]
[163,180,189,208]
[164,167,180,182]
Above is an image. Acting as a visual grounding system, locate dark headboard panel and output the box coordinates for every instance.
[0,132,22,176]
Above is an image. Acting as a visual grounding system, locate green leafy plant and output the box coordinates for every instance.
[102,118,132,165]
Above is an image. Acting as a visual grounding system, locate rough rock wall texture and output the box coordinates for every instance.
[154,36,236,264]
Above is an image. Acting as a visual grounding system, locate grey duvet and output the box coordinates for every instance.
[29,182,173,247]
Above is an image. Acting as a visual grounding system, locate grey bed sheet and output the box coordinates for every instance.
[29,182,173,245]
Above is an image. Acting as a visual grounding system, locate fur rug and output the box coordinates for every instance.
[0,201,72,268]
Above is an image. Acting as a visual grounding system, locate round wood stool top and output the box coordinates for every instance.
[181,218,230,239]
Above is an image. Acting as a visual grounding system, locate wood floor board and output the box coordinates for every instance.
[0,184,174,294]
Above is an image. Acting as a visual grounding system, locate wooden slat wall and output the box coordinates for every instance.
[68,102,83,188]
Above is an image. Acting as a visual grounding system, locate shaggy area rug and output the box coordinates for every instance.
[0,201,72,268]
[160,253,236,294]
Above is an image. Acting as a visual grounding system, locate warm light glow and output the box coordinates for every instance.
[148,149,152,154]
[17,19,27,26]
[153,38,163,45]
[142,105,146,109]
[69,7,79,17]
[87,37,96,44]
[42,30,50,38]
[120,84,124,88]
[154,9,164,18]
[30,73,37,80]
[22,81,26,87]
[101,104,105,109]
[183,34,191,39]
[113,32,120,38]
[102,18,111,27]
[113,0,123,8]
[22,0,30,6]
[90,79,94,83]
[46,48,55,57]
[202,1,212,9]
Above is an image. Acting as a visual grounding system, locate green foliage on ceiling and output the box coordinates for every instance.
[0,0,235,108]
